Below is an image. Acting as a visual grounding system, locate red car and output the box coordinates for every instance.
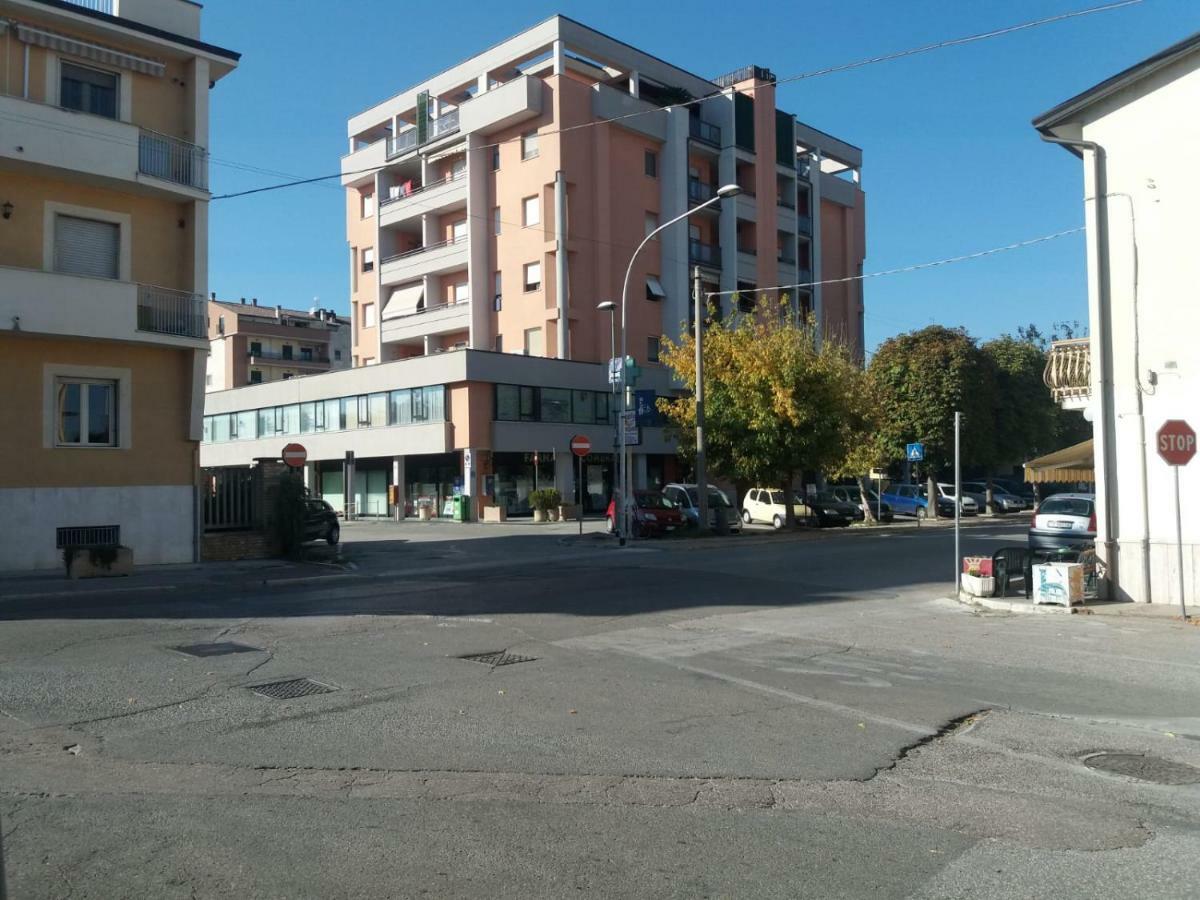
[605,491,685,538]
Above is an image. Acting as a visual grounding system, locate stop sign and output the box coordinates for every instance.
[1157,420,1196,467]
[281,443,308,468]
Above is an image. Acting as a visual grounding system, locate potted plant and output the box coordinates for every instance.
[528,488,561,523]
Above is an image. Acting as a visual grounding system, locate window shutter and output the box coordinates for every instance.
[54,215,119,279]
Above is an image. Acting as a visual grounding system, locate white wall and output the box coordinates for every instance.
[1077,58,1200,603]
[206,336,226,392]
[0,485,194,570]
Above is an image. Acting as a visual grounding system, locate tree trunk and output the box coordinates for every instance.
[782,473,796,528]
[856,474,877,524]
[927,474,940,520]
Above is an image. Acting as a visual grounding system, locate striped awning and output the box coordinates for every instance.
[383,283,425,318]
[16,24,165,77]
[1024,439,1095,484]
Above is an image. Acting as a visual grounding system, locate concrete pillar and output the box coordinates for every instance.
[477,72,489,94]
[423,335,434,355]
[392,456,405,519]
[303,461,316,493]
[810,150,824,336]
[628,70,640,97]
[557,450,576,505]
[634,454,648,490]
[552,39,565,76]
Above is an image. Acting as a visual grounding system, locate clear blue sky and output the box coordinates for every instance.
[202,0,1194,350]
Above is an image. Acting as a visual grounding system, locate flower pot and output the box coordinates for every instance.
[66,545,134,579]
[960,573,995,598]
[533,508,547,523]
[549,508,560,522]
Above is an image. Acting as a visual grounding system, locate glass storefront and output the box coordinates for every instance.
[405,453,459,517]
[578,453,615,514]
[493,451,557,517]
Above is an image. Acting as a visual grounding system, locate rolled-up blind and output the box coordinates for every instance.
[54,215,119,279]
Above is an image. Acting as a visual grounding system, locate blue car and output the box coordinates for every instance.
[881,484,954,519]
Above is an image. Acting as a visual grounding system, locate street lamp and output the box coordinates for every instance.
[597,300,619,539]
[617,183,741,543]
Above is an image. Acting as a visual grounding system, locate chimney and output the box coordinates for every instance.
[240,298,246,304]
[275,305,282,320]
[251,298,257,306]
[210,291,216,301]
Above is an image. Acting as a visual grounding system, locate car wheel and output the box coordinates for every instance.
[326,524,340,546]
[916,507,927,520]
[772,514,784,530]
[606,515,615,534]
[742,509,752,524]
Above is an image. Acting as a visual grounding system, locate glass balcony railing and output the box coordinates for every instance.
[689,118,721,146]
[431,108,460,139]
[689,240,721,267]
[688,179,717,204]
[386,129,418,158]
[796,214,812,234]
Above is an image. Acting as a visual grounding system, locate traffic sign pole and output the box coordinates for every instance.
[1156,419,1194,619]
[1174,467,1186,620]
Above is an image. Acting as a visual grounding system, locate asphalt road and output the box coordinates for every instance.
[1,520,1198,899]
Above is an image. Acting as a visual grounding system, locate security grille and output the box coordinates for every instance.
[459,650,537,667]
[56,525,120,548]
[249,678,337,701]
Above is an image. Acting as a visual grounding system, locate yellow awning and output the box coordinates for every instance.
[1024,439,1094,484]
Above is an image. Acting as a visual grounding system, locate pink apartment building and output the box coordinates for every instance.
[201,16,865,519]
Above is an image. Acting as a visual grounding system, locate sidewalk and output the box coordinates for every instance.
[955,591,1194,621]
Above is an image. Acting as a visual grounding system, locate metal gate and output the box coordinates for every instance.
[202,467,258,531]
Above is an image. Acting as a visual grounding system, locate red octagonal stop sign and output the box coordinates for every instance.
[1157,420,1196,467]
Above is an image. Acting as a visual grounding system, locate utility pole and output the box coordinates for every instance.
[954,412,962,594]
[694,267,709,535]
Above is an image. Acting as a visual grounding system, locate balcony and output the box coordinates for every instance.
[688,179,718,205]
[138,129,208,190]
[65,0,113,11]
[379,171,467,227]
[137,285,206,338]
[247,350,331,369]
[1044,338,1092,408]
[430,108,460,140]
[381,300,471,345]
[689,118,721,147]
[386,128,419,159]
[688,240,721,269]
[379,237,470,285]
[796,214,812,234]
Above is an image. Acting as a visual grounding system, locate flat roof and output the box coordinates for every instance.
[27,0,241,61]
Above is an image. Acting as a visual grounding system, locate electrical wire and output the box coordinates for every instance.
[210,0,1144,201]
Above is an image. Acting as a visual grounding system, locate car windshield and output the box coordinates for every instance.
[683,488,731,508]
[636,492,673,509]
[813,491,839,503]
[1039,497,1093,517]
[768,491,785,504]
[841,487,863,502]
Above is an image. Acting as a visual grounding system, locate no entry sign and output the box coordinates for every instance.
[281,443,308,468]
[1157,420,1196,467]
[570,434,591,458]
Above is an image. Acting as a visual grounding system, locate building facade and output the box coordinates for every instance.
[205,297,350,392]
[200,16,865,519]
[1035,31,1199,604]
[0,0,238,569]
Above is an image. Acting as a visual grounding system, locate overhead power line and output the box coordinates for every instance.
[211,0,1143,201]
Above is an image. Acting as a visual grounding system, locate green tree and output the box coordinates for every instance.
[658,301,865,526]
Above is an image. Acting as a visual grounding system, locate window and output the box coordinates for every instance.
[282,404,300,433]
[334,349,343,361]
[362,192,375,218]
[300,402,316,433]
[249,370,263,384]
[451,157,466,179]
[540,388,571,423]
[644,149,657,177]
[205,374,213,387]
[646,276,666,302]
[521,131,539,160]
[491,146,501,170]
[522,195,540,227]
[60,62,117,119]
[53,215,119,279]
[249,341,262,356]
[362,247,375,272]
[572,390,595,424]
[282,345,293,360]
[494,335,503,352]
[237,410,256,440]
[453,282,469,304]
[645,212,658,239]
[451,219,467,243]
[493,206,501,236]
[369,392,387,426]
[647,335,661,363]
[493,272,502,311]
[300,347,313,362]
[56,379,116,447]
[523,261,541,292]
[523,327,543,356]
[362,303,376,328]
[217,315,225,335]
[282,373,294,380]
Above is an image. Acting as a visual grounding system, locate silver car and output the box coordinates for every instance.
[1029,492,1096,550]
[962,482,1027,513]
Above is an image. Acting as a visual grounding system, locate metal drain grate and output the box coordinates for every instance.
[249,678,337,700]
[172,642,262,658]
[1083,753,1200,785]
[459,650,537,667]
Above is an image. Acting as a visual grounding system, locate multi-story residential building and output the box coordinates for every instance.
[201,16,864,519]
[1035,31,1198,605]
[205,297,350,392]
[0,0,238,569]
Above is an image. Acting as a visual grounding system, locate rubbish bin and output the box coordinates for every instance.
[453,495,471,523]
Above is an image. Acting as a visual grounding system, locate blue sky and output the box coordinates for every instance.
[203,0,1193,350]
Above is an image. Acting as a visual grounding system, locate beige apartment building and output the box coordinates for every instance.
[201,16,865,520]
[0,0,238,569]
[205,297,350,392]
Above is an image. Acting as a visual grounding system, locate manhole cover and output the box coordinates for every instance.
[172,642,262,658]
[459,650,537,667]
[249,678,337,700]
[1083,753,1200,785]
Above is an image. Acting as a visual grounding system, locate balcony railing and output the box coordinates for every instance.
[777,194,795,209]
[380,170,466,207]
[1044,338,1092,403]
[137,285,205,338]
[796,214,812,234]
[431,108,460,139]
[386,129,418,158]
[689,118,721,146]
[65,0,114,12]
[796,268,813,284]
[688,240,721,268]
[381,235,467,265]
[391,299,469,320]
[247,350,331,364]
[688,179,717,204]
[138,129,208,190]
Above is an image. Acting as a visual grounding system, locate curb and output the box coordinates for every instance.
[955,593,1086,615]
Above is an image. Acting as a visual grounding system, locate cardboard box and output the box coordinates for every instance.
[1033,563,1084,606]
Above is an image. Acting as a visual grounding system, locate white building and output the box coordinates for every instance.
[1035,31,1200,605]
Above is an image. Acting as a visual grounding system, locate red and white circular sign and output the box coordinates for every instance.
[281,443,308,468]
[570,434,592,458]
[1157,420,1196,467]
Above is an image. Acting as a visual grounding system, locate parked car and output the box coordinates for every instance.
[742,488,805,529]
[663,483,743,533]
[605,490,685,538]
[881,484,955,519]
[830,485,894,522]
[936,483,978,516]
[1029,492,1096,551]
[795,491,860,527]
[961,481,1028,513]
[303,499,340,545]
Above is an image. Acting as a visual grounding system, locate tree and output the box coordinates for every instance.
[868,326,997,516]
[657,301,866,526]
